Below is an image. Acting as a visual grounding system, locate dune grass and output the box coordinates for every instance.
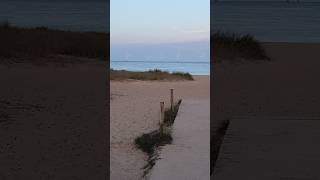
[212,31,270,62]
[110,69,194,81]
[135,130,173,156]
[135,130,172,176]
[0,21,108,62]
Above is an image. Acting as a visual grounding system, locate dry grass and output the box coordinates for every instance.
[134,100,182,155]
[110,69,193,81]
[212,31,270,62]
[0,22,109,62]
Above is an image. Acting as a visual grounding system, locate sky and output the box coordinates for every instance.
[111,0,210,44]
[111,0,210,62]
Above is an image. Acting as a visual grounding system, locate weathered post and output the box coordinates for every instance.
[170,89,174,122]
[160,102,165,137]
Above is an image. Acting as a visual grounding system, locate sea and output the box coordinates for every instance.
[110,61,210,75]
[212,1,320,43]
[111,42,210,75]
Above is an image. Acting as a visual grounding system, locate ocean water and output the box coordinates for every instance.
[212,1,320,43]
[110,42,210,75]
[111,61,210,75]
[0,0,108,32]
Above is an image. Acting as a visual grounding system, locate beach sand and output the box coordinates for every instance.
[110,76,209,180]
[212,42,320,169]
[0,60,108,180]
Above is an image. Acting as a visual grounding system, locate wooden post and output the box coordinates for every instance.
[160,102,165,137]
[170,89,174,111]
[170,89,174,122]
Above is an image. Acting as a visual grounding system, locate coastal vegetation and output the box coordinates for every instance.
[0,21,108,62]
[135,100,182,177]
[212,31,270,62]
[110,69,194,81]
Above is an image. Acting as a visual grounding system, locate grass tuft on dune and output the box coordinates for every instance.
[212,31,270,62]
[135,130,172,155]
[110,69,194,81]
[0,21,108,61]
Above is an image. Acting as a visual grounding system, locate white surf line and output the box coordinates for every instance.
[149,98,210,180]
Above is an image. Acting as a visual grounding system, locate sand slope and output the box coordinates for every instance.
[149,98,210,180]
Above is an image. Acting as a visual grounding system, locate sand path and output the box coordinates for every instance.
[149,98,210,180]
[111,76,209,180]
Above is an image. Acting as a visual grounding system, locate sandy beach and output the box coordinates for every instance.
[0,60,108,180]
[212,42,320,168]
[110,76,209,180]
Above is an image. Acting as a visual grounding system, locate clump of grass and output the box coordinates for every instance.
[135,130,173,177]
[135,100,182,155]
[172,72,194,80]
[110,69,193,81]
[147,69,163,73]
[135,130,173,155]
[0,22,108,62]
[212,31,270,62]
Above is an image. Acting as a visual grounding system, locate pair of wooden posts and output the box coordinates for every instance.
[159,89,174,137]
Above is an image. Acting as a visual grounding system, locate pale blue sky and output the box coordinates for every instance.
[111,0,210,44]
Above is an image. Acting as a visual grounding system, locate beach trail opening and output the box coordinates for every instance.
[149,98,210,180]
